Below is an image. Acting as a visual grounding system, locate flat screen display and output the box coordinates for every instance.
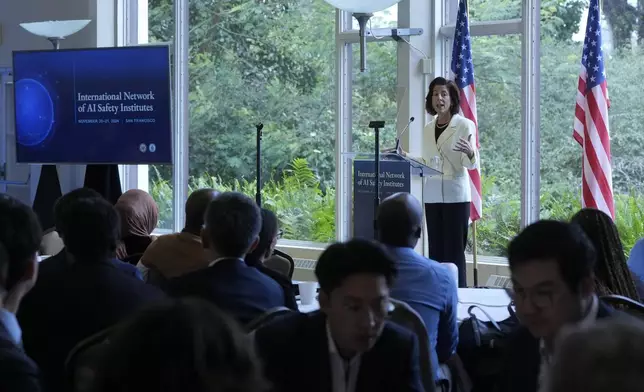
[12,45,172,164]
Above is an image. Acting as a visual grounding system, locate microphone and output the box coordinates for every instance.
[395,117,415,151]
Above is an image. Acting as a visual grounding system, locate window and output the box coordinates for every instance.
[467,0,521,21]
[540,0,644,252]
[468,34,522,256]
[148,0,175,231]
[351,41,398,153]
[179,0,336,243]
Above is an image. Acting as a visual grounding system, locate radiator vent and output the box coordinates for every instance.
[485,274,512,289]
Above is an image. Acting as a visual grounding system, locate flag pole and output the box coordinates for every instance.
[472,220,479,287]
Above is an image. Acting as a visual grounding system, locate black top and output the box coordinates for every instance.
[0,323,41,392]
[435,121,450,143]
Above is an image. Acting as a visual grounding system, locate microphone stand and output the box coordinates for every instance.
[255,123,264,207]
[369,120,385,240]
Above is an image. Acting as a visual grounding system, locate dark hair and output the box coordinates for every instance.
[94,298,267,392]
[376,193,422,247]
[60,198,120,260]
[0,194,42,291]
[571,209,640,301]
[508,220,596,293]
[53,188,102,234]
[426,77,461,116]
[204,192,261,258]
[315,239,398,294]
[245,208,279,267]
[184,188,219,231]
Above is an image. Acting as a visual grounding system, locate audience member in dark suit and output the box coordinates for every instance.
[40,188,142,280]
[18,197,166,392]
[376,192,458,380]
[245,208,297,311]
[0,195,43,392]
[500,220,624,392]
[94,298,268,392]
[166,192,286,326]
[255,239,424,392]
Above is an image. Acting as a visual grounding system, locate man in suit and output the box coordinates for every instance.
[166,192,286,326]
[40,187,142,279]
[18,197,166,392]
[500,220,623,392]
[376,192,458,381]
[255,239,424,392]
[0,195,43,392]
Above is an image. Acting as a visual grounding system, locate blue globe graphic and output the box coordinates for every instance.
[15,78,54,147]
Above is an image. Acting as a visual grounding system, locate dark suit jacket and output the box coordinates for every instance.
[255,311,425,392]
[41,249,143,280]
[256,264,298,311]
[500,300,621,392]
[0,323,41,392]
[166,258,287,326]
[17,258,166,392]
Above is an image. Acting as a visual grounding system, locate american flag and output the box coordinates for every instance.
[451,0,482,222]
[573,0,614,218]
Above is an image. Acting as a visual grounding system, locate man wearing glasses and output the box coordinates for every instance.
[499,220,623,392]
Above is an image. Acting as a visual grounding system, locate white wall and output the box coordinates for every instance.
[0,0,116,203]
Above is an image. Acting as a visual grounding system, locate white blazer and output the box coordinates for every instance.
[411,114,478,204]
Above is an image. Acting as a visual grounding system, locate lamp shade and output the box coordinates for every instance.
[323,0,401,13]
[20,20,91,39]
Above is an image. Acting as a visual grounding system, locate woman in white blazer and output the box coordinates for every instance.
[400,77,478,287]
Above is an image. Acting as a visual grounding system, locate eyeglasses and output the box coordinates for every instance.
[276,229,284,239]
[506,286,557,309]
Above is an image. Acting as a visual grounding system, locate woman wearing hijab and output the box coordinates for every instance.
[115,189,159,263]
[571,208,644,301]
[398,77,478,287]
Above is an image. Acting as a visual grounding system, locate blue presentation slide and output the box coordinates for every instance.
[12,45,172,164]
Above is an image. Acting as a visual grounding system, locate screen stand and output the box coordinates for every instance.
[83,164,123,205]
[32,165,62,231]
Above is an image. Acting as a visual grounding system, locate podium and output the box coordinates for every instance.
[343,152,440,239]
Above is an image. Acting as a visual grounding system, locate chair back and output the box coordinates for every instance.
[246,306,294,332]
[65,327,113,392]
[388,298,437,392]
[600,294,644,319]
[264,249,295,279]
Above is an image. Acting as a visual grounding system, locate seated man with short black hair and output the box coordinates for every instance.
[18,197,166,392]
[0,195,43,392]
[255,239,424,392]
[500,220,628,392]
[166,192,286,326]
[41,187,141,279]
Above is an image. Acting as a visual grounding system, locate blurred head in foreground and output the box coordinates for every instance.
[95,298,267,392]
[547,318,644,392]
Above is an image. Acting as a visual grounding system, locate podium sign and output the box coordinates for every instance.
[353,159,411,239]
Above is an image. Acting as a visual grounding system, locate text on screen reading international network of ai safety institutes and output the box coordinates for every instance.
[75,91,157,124]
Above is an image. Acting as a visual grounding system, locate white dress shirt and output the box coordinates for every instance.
[0,308,22,345]
[326,322,361,392]
[537,294,599,391]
